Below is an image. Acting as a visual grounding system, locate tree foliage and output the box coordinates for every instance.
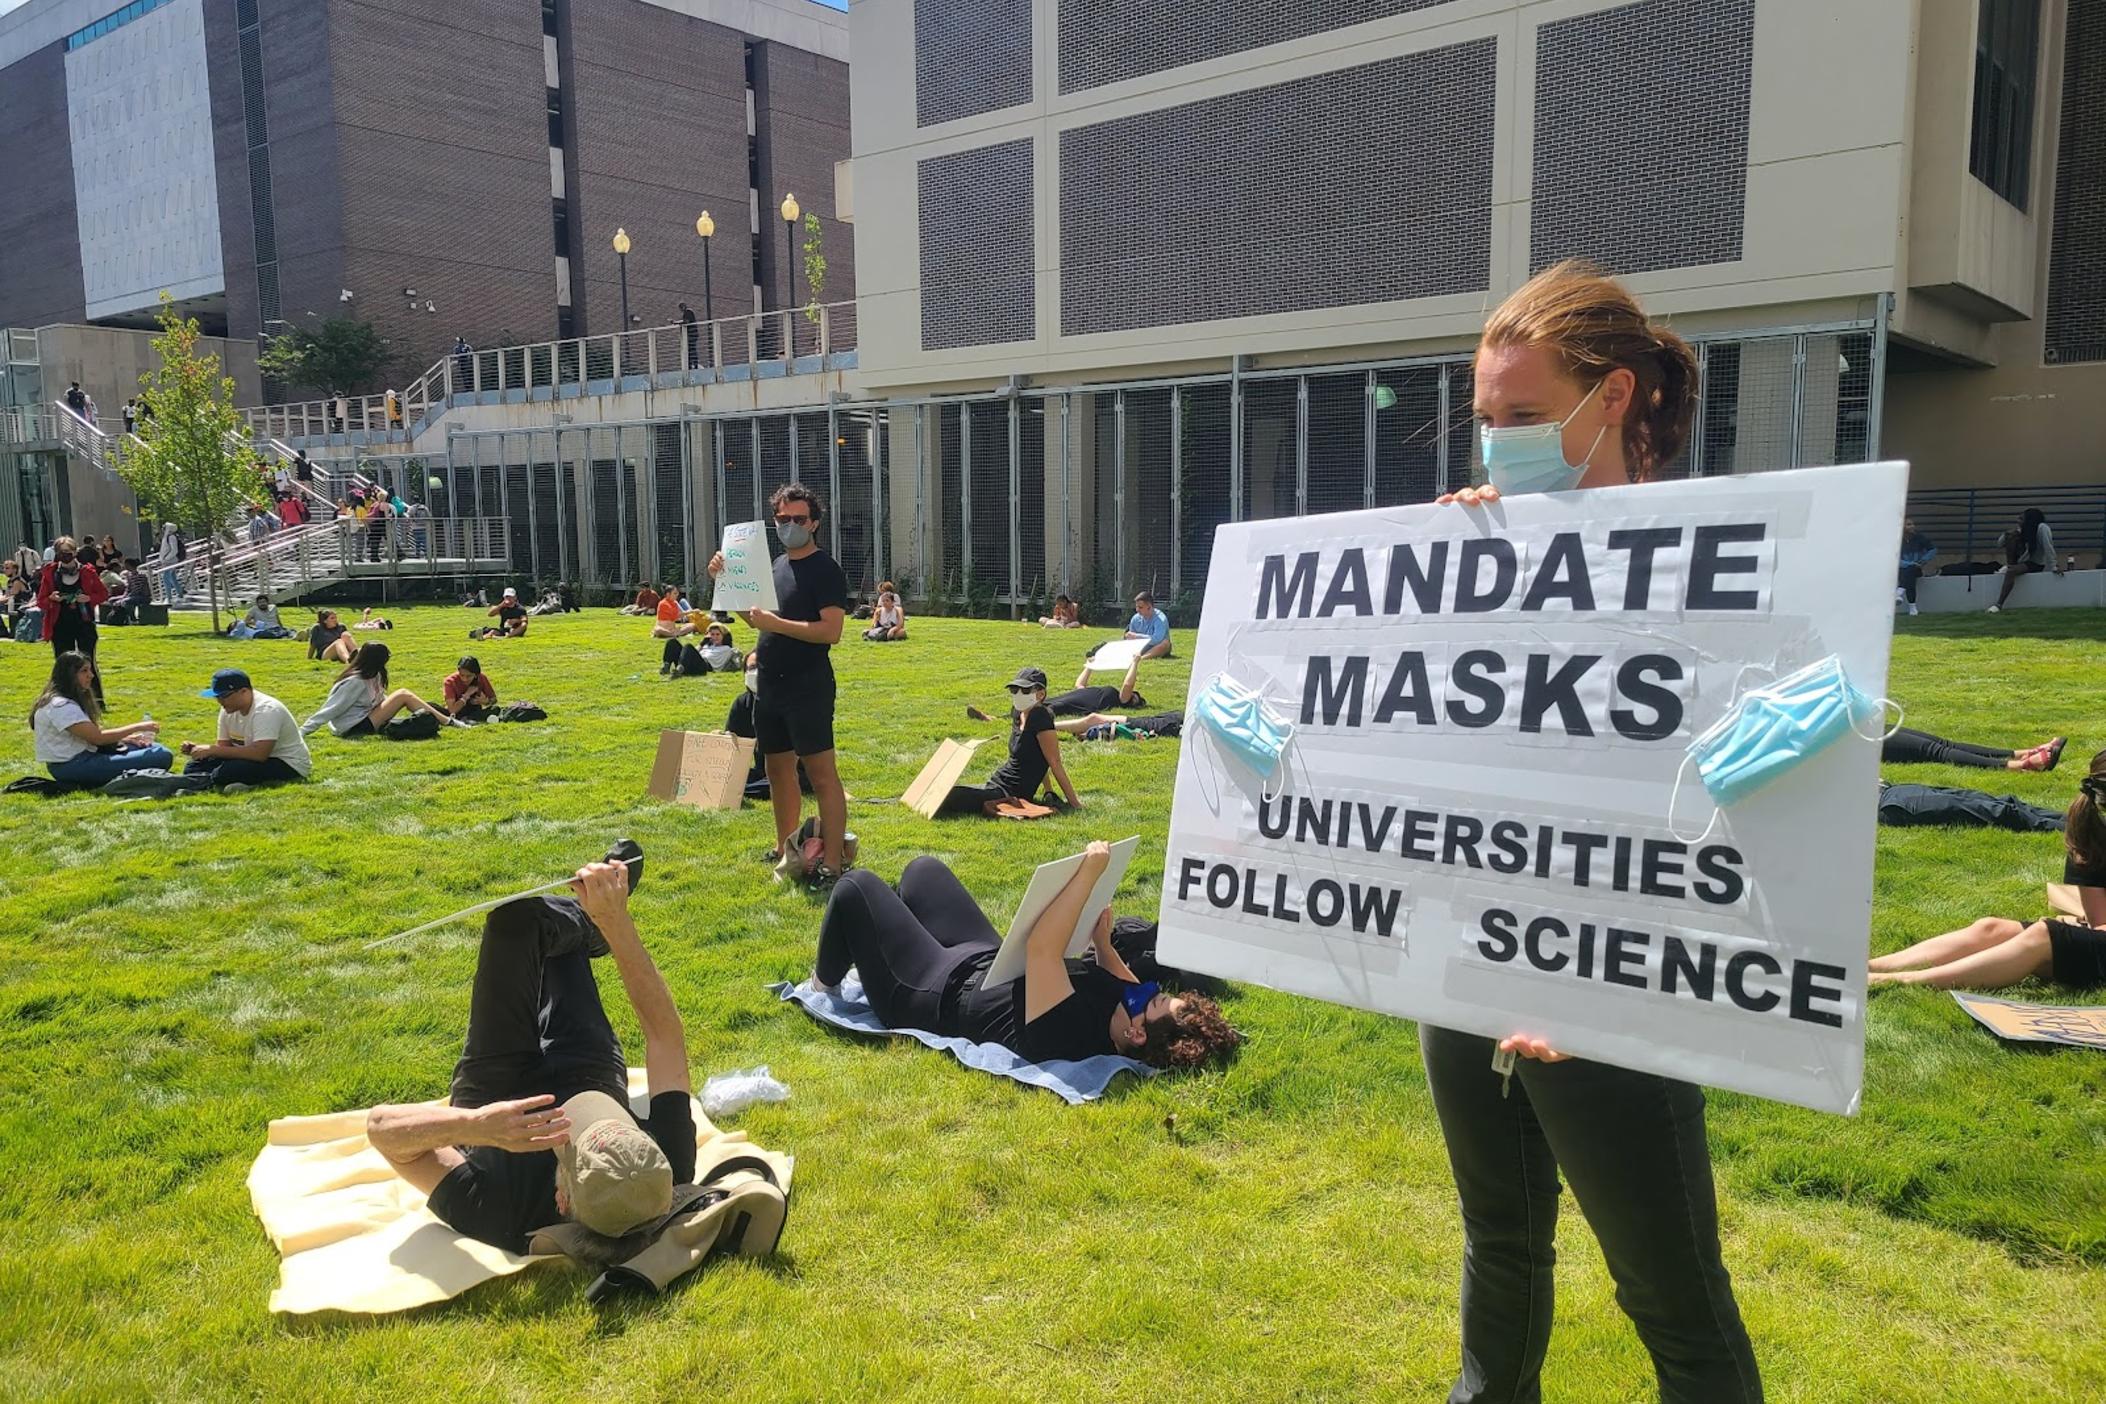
[112,295,265,632]
[256,315,395,395]
[801,211,827,322]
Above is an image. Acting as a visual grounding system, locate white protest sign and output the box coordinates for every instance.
[710,521,779,614]
[1157,462,1909,1115]
[986,836,1142,986]
[1084,638,1145,675]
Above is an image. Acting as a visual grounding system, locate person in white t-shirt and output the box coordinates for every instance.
[29,651,171,786]
[179,668,312,789]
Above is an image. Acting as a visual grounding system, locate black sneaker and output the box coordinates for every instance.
[805,863,842,893]
[761,845,783,864]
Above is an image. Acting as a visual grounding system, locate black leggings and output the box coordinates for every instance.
[1881,727,2016,769]
[1877,782,2064,832]
[449,896,627,1109]
[937,781,1014,816]
[815,858,999,1032]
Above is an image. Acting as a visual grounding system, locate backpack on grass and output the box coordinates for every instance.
[496,702,547,723]
[384,712,443,741]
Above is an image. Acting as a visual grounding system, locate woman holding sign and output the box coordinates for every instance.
[810,843,1238,1066]
[1430,261,1764,1404]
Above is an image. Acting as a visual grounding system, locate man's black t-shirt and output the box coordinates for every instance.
[496,602,527,628]
[989,706,1055,798]
[755,549,850,686]
[426,1091,697,1254]
[1046,684,1146,717]
[952,956,1123,1062]
[2066,850,2106,888]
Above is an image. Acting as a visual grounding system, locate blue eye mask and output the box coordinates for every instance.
[1668,655,1897,842]
[1193,674,1296,795]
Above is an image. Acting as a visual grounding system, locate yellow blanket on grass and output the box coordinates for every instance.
[247,1069,793,1315]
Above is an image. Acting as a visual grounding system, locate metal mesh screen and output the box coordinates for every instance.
[720,422,755,535]
[1697,338,1795,475]
[1058,43,1495,336]
[1178,382,1234,610]
[1241,378,1298,521]
[2046,0,2106,364]
[1531,0,1752,274]
[966,401,1012,597]
[1445,361,1477,492]
[1090,395,1118,605]
[1125,388,1174,602]
[1059,0,1455,94]
[757,417,793,513]
[919,140,1037,350]
[937,405,963,598]
[1017,399,1048,600]
[651,422,686,587]
[795,412,829,489]
[1373,365,1443,506]
[505,464,532,576]
[836,410,880,595]
[1305,372,1368,515]
[916,0,1032,126]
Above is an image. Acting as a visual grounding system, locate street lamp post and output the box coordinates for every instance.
[780,193,800,359]
[612,227,632,356]
[695,210,715,366]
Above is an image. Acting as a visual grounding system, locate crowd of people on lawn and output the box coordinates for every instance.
[20,265,2104,1401]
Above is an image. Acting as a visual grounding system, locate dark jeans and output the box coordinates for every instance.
[1897,564,1922,603]
[1882,727,2012,769]
[1421,1025,1762,1404]
[815,859,999,1032]
[449,896,628,1110]
[184,755,303,788]
[1878,781,2064,832]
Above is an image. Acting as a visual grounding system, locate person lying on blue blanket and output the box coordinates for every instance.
[811,843,1238,1069]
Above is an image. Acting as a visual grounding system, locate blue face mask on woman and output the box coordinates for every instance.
[1194,675,1295,793]
[1669,655,1896,841]
[1478,379,1607,496]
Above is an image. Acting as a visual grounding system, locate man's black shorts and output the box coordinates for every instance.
[755,674,835,757]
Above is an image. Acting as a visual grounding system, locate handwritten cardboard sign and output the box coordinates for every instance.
[646,730,753,811]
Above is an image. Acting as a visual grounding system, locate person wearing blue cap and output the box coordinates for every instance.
[178,669,312,789]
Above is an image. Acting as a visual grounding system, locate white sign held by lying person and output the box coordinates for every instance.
[710,521,779,614]
[1084,638,1145,675]
[985,836,1142,986]
[1157,462,1909,1115]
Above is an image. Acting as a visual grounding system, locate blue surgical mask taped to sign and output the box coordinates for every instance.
[1194,674,1295,791]
[1668,655,1897,842]
[1478,379,1607,496]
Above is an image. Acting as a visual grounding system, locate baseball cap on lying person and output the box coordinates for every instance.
[200,668,252,698]
[1006,666,1048,693]
[554,1090,674,1236]
[503,586,518,599]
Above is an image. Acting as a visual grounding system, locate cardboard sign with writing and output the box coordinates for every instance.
[1953,992,2106,1050]
[1157,462,1910,1115]
[902,737,989,818]
[646,730,752,811]
[709,521,778,614]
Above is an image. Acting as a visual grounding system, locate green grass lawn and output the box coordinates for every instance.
[0,604,2101,1402]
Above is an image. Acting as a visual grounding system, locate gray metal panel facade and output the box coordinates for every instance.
[919,137,1035,349]
[203,0,259,339]
[0,43,86,329]
[1529,0,1753,275]
[2045,0,2105,365]
[915,0,1030,126]
[1058,0,1453,94]
[1058,42,1496,337]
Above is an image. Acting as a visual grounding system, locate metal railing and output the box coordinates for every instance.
[171,516,511,604]
[49,401,133,481]
[1,407,62,446]
[240,301,859,444]
[1903,484,2106,583]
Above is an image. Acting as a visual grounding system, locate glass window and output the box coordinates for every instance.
[1970,0,2041,208]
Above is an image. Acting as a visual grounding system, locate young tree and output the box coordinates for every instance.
[801,211,827,323]
[112,294,265,633]
[256,315,396,396]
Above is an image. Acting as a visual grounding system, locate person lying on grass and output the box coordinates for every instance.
[1871,749,2106,990]
[366,861,697,1254]
[811,841,1239,1068]
[662,621,740,678]
[967,654,1146,724]
[302,643,459,737]
[938,665,1081,817]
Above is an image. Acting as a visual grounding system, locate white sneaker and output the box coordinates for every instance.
[1907,602,1919,616]
[1987,605,2001,614]
[1895,587,1907,603]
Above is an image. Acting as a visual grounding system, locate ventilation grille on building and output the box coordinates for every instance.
[247,155,276,266]
[1059,42,1495,337]
[1530,0,1752,274]
[1059,0,1453,93]
[238,27,267,150]
[236,0,257,28]
[916,0,1032,126]
[2045,0,2105,365]
[919,138,1036,350]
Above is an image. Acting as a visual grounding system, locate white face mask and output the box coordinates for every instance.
[745,670,759,694]
[1010,691,1036,714]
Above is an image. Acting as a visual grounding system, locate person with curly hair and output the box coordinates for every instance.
[1871,750,2106,989]
[810,841,1238,1069]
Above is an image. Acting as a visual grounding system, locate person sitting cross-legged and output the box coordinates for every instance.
[443,655,498,722]
[29,651,172,786]
[363,861,700,1256]
[179,668,313,789]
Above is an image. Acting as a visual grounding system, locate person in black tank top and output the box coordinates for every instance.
[939,667,1083,816]
[808,845,1239,1068]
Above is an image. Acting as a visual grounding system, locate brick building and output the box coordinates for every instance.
[0,0,853,389]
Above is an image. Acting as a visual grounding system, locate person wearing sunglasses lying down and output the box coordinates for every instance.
[809,841,1239,1068]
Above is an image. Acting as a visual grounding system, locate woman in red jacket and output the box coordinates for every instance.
[39,536,108,705]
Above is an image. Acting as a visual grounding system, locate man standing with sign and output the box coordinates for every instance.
[710,484,851,888]
[1160,264,1912,1402]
